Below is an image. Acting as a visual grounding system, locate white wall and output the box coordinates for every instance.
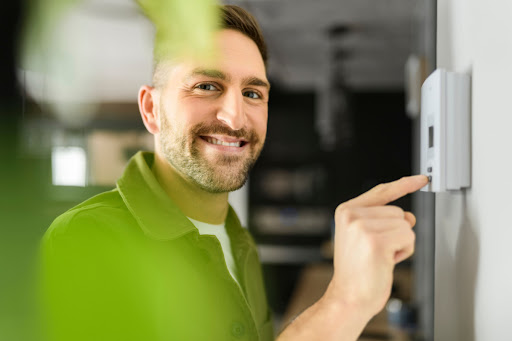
[435,0,512,339]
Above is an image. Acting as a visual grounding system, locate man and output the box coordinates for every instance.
[42,5,428,341]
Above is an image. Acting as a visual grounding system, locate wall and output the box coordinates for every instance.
[435,0,512,339]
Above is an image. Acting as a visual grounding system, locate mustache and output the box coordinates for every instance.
[192,123,259,143]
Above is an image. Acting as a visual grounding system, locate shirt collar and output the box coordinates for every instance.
[116,151,242,241]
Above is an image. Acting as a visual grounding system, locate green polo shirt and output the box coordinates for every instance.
[41,151,274,341]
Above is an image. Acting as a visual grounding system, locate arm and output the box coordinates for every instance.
[277,175,429,341]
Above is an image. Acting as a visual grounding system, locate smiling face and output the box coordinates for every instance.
[154,29,269,193]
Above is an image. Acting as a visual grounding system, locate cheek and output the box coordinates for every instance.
[177,97,218,125]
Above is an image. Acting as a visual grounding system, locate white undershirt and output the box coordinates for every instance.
[187,217,240,286]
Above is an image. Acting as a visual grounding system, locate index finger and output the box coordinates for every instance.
[341,175,429,209]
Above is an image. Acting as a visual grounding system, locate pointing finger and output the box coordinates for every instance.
[336,206,405,225]
[340,175,429,209]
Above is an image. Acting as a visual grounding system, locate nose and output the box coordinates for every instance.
[216,89,246,131]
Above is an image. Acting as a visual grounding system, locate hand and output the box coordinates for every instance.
[324,175,429,319]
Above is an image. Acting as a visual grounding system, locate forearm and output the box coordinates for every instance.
[276,291,372,341]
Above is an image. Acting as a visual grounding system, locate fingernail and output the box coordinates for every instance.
[415,174,430,182]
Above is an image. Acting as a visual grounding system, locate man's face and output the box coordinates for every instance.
[156,29,269,193]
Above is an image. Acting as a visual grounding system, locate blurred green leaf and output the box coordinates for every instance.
[137,0,221,63]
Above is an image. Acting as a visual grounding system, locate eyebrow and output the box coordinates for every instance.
[187,67,271,91]
[243,76,271,91]
[189,68,229,81]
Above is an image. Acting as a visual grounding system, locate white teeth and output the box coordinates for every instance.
[206,137,241,147]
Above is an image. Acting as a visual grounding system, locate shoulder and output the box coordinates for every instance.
[43,189,139,248]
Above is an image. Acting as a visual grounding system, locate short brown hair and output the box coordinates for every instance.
[219,5,267,64]
[152,5,267,88]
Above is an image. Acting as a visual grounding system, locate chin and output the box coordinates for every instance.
[196,171,249,194]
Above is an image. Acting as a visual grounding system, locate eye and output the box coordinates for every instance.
[196,83,218,91]
[243,90,261,99]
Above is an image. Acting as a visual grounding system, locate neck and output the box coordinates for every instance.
[152,152,229,225]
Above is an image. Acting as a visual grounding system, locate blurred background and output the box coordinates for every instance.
[1,0,437,340]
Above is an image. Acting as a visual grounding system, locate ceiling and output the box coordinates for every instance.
[225,0,416,90]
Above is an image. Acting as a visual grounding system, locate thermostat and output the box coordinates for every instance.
[420,69,471,192]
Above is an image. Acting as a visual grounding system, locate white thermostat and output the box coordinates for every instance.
[420,69,471,192]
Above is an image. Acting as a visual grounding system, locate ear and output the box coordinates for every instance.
[138,85,160,134]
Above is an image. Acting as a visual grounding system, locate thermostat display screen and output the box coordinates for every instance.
[429,126,434,148]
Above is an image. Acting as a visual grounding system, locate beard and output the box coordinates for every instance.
[158,113,264,193]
